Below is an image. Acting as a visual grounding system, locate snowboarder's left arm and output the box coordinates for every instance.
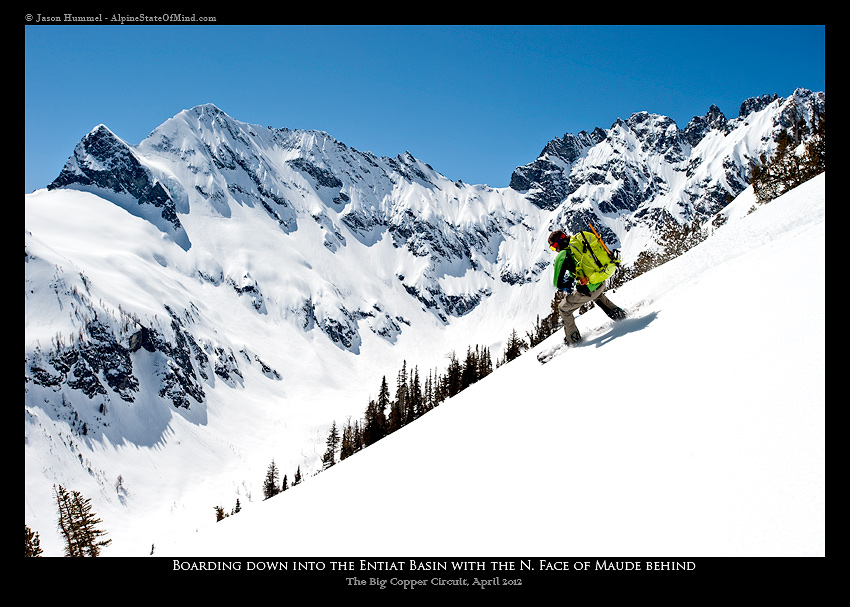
[553,251,574,292]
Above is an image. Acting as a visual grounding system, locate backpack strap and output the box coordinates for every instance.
[567,237,591,285]
[578,230,605,270]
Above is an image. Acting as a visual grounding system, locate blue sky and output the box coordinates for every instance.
[25,25,825,193]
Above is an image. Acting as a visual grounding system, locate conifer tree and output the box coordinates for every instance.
[340,417,364,460]
[293,465,302,486]
[388,389,404,434]
[389,361,409,432]
[323,420,340,469]
[423,371,434,413]
[340,420,355,461]
[445,351,461,397]
[25,524,43,557]
[435,365,448,404]
[54,484,112,557]
[365,376,390,445]
[407,366,422,422]
[527,302,560,347]
[503,329,527,363]
[55,484,76,555]
[353,420,363,452]
[460,346,478,390]
[479,346,493,378]
[263,459,281,500]
[363,399,376,446]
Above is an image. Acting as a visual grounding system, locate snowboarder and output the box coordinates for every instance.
[548,229,626,345]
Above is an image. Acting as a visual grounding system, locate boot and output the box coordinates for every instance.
[606,307,626,321]
[598,303,626,321]
[564,330,583,346]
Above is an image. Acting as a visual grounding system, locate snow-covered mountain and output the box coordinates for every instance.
[25,89,823,557]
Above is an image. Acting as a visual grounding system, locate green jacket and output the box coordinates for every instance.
[552,250,571,289]
[552,247,604,293]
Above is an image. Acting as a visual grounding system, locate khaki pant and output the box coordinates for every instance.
[558,283,618,341]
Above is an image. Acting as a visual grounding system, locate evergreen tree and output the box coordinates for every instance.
[527,299,561,347]
[526,316,543,348]
[363,399,378,446]
[281,474,288,492]
[432,366,446,406]
[263,459,281,500]
[55,484,76,555]
[340,419,355,461]
[445,351,461,397]
[460,346,478,390]
[479,346,493,378]
[388,389,404,434]
[377,375,390,427]
[341,417,364,459]
[25,524,43,557]
[353,420,363,452]
[214,505,228,522]
[54,484,112,557]
[502,329,527,363]
[364,376,390,445]
[423,371,434,413]
[322,420,340,469]
[293,465,303,486]
[407,366,422,422]
[389,361,409,433]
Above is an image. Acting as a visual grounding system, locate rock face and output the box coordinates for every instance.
[48,125,189,248]
[510,88,825,246]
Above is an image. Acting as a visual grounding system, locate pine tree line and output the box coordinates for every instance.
[328,300,562,464]
[336,346,495,458]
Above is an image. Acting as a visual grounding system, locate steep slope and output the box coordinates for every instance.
[158,174,825,558]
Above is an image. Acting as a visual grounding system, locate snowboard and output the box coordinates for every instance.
[536,340,571,364]
[536,306,647,364]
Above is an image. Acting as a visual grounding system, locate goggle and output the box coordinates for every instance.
[549,236,565,251]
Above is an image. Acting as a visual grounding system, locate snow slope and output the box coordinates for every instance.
[155,174,825,558]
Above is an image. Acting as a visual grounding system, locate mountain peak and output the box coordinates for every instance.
[48,117,189,248]
[183,102,229,119]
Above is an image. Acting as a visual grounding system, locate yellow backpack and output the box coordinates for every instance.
[567,226,620,289]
